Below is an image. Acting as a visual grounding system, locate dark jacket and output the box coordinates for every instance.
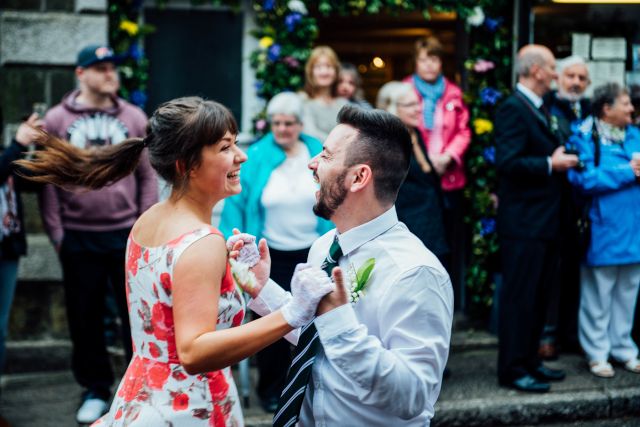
[544,90,591,146]
[395,130,449,257]
[0,140,38,259]
[496,89,563,240]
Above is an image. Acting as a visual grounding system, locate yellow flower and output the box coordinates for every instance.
[259,36,274,49]
[473,118,494,135]
[119,20,139,36]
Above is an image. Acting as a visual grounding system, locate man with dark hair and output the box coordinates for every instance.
[40,44,158,423]
[246,105,453,426]
[496,45,579,393]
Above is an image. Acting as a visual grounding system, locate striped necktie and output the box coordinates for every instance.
[273,236,343,427]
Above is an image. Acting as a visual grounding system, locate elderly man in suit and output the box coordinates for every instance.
[495,45,579,392]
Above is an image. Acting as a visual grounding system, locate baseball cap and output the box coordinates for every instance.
[76,44,119,68]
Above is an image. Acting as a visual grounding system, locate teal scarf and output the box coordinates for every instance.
[413,74,445,130]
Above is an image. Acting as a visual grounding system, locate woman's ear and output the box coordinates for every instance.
[175,160,186,177]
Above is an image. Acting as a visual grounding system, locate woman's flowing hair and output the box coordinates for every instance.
[16,132,145,190]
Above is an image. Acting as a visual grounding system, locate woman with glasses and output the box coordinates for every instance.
[219,91,333,412]
[377,81,449,264]
[300,46,349,141]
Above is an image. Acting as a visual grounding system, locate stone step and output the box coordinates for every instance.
[2,349,639,427]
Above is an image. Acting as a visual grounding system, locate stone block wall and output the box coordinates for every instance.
[1,0,108,340]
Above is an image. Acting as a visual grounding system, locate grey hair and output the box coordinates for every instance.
[376,81,414,116]
[516,50,547,77]
[557,55,588,74]
[591,82,628,119]
[266,92,304,122]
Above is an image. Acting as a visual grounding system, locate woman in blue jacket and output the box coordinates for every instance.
[567,83,640,378]
[219,91,332,411]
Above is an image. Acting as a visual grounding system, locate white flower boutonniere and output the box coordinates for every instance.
[229,258,258,294]
[349,258,375,304]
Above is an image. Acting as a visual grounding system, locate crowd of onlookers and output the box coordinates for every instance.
[1,35,640,423]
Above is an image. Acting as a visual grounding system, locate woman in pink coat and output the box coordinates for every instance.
[404,36,471,301]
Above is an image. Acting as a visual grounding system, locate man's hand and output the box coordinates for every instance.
[281,264,334,328]
[15,113,43,147]
[316,267,348,316]
[551,146,579,172]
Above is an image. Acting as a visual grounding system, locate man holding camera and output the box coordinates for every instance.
[495,45,579,393]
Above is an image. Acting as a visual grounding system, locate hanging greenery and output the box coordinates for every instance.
[462,0,511,318]
[109,0,512,320]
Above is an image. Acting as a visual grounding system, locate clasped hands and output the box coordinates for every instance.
[227,231,347,328]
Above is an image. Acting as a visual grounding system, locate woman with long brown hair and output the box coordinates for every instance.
[17,97,333,426]
[300,46,348,141]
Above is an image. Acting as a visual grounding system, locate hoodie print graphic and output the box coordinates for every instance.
[66,113,130,148]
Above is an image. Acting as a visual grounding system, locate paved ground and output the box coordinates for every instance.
[1,343,639,427]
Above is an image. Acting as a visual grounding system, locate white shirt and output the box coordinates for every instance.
[261,148,320,250]
[516,82,543,108]
[249,206,453,426]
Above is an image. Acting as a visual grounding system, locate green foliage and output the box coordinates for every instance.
[462,0,512,318]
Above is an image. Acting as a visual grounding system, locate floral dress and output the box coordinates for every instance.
[93,226,245,427]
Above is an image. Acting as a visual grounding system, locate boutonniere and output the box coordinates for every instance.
[550,115,559,134]
[348,258,375,304]
[229,258,257,295]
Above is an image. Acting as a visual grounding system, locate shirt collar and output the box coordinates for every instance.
[335,206,398,256]
[516,83,543,109]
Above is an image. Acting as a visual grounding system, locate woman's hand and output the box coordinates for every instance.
[226,230,271,298]
[227,230,260,266]
[280,263,334,328]
[432,153,452,176]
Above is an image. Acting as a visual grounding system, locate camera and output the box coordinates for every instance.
[564,148,584,170]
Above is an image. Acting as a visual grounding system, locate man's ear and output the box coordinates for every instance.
[349,164,372,193]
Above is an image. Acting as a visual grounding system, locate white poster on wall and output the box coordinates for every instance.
[591,37,626,60]
[572,33,591,59]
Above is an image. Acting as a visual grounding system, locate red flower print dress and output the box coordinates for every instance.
[93,227,245,427]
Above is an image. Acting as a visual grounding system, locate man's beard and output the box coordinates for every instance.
[313,170,348,220]
[557,87,583,102]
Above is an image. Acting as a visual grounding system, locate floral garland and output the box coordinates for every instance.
[462,1,511,318]
[110,0,511,320]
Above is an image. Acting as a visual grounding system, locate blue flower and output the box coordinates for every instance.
[130,90,147,108]
[483,146,495,164]
[480,87,502,106]
[285,12,302,31]
[267,43,281,61]
[484,17,503,32]
[128,43,144,61]
[263,0,275,11]
[480,218,496,236]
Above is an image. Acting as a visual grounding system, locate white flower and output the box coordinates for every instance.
[467,6,485,27]
[288,0,308,15]
[229,258,257,293]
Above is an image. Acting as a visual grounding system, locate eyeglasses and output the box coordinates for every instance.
[397,101,421,108]
[271,120,300,128]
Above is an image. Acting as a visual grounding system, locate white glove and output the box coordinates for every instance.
[226,233,260,267]
[281,263,334,328]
